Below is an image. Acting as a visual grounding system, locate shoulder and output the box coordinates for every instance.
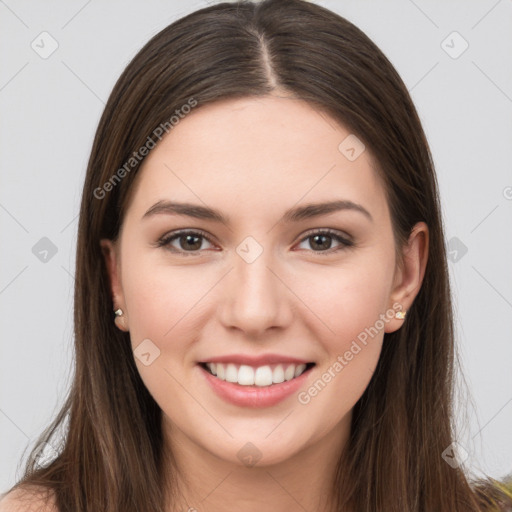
[473,476,512,512]
[0,486,57,512]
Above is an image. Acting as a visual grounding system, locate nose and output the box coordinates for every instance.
[218,247,293,338]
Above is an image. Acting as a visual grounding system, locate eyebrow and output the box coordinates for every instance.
[142,199,373,224]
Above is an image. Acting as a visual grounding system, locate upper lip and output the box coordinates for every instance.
[198,354,314,366]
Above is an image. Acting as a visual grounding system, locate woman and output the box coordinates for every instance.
[1,0,511,510]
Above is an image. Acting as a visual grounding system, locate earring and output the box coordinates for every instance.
[113,308,128,332]
[395,311,407,320]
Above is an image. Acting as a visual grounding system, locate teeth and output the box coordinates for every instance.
[284,364,295,381]
[254,366,273,386]
[225,363,238,383]
[238,365,255,385]
[294,364,306,377]
[204,362,309,387]
[273,364,285,384]
[216,363,225,380]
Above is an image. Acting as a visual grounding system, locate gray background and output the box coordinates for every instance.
[1,0,511,492]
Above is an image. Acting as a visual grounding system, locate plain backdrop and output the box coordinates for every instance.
[1,0,511,492]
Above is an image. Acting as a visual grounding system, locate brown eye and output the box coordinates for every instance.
[310,233,333,251]
[176,233,203,251]
[157,230,215,255]
[297,229,354,253]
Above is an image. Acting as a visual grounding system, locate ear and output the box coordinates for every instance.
[100,238,129,332]
[385,221,429,333]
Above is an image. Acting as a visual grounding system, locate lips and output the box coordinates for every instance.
[196,353,316,406]
[198,362,315,408]
[200,354,312,366]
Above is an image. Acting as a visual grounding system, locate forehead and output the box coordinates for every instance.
[124,95,389,225]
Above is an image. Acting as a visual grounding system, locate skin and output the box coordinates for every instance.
[101,94,428,512]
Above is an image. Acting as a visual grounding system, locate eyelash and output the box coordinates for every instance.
[155,228,355,256]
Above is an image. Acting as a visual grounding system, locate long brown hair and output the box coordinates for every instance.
[4,1,511,510]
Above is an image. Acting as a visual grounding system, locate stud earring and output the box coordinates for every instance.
[395,311,407,320]
[113,308,128,332]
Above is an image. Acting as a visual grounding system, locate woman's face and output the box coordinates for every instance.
[102,95,427,467]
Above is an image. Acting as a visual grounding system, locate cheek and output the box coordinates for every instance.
[290,254,394,345]
[290,255,393,411]
[122,255,211,345]
[120,258,209,413]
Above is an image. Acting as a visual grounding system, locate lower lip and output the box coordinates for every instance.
[199,364,313,408]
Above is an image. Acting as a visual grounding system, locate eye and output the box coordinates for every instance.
[296,229,354,253]
[157,229,216,255]
[156,228,354,256]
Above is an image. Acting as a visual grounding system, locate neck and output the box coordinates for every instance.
[162,415,351,512]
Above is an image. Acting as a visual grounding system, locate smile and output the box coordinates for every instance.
[200,362,315,387]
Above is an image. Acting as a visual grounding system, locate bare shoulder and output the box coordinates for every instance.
[0,486,57,512]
